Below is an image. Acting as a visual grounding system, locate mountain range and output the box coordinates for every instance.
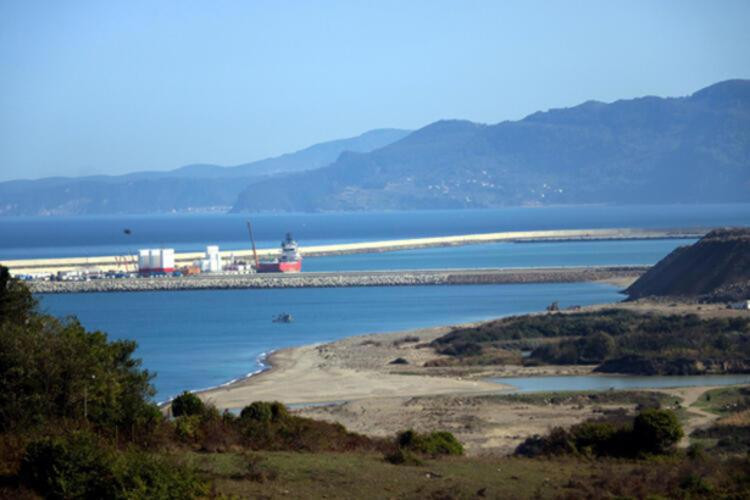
[0,129,409,215]
[232,79,750,212]
[1,79,748,215]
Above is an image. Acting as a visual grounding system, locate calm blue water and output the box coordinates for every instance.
[39,282,624,401]
[20,206,750,405]
[2,204,748,260]
[492,374,750,393]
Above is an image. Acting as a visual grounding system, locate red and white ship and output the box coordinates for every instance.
[256,233,302,273]
[247,222,303,273]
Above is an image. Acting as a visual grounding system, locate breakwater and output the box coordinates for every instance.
[2,227,702,275]
[28,266,647,294]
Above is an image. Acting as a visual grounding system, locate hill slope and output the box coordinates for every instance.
[626,228,750,301]
[232,80,750,212]
[0,129,409,215]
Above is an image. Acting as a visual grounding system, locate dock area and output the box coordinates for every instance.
[2,227,701,276]
[27,266,647,294]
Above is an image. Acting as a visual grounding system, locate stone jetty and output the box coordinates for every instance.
[28,266,647,294]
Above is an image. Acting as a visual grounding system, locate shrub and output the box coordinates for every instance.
[171,391,205,417]
[19,431,206,499]
[516,409,683,458]
[396,430,463,456]
[240,401,288,423]
[115,450,207,498]
[633,409,683,454]
[385,448,423,466]
[515,427,576,457]
[20,431,116,499]
[175,415,201,441]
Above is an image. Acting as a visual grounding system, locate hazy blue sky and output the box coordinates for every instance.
[1,0,748,181]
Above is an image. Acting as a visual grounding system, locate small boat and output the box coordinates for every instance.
[273,313,294,323]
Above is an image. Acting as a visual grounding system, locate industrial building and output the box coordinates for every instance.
[138,248,175,274]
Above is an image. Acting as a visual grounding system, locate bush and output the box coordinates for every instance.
[515,409,683,458]
[20,431,117,499]
[633,409,683,454]
[240,401,288,423]
[396,430,463,456]
[115,450,207,498]
[19,431,206,499]
[171,391,205,417]
[175,415,201,441]
[385,448,423,466]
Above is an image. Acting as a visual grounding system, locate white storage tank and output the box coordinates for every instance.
[138,249,150,271]
[148,249,161,270]
[204,245,223,273]
[160,248,175,272]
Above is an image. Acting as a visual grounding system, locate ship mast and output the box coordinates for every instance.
[246,220,260,270]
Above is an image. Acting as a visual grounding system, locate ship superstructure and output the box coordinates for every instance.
[246,221,303,273]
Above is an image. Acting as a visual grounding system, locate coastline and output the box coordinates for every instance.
[197,324,513,410]
[194,292,750,455]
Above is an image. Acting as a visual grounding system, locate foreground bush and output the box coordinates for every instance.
[515,409,682,458]
[19,430,206,499]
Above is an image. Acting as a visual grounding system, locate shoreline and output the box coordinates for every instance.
[191,296,748,455]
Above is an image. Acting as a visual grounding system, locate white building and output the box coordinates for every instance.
[200,245,223,273]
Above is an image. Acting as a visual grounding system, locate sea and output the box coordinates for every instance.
[4,203,749,401]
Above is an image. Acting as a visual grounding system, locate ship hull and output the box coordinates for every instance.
[257,260,302,273]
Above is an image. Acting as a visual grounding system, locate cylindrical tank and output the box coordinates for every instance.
[149,249,161,270]
[138,249,150,271]
[161,248,175,271]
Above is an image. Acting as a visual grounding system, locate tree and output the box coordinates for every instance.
[0,265,35,325]
[581,331,616,362]
[171,391,205,417]
[0,267,157,434]
[633,409,684,454]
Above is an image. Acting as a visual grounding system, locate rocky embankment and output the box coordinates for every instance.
[28,266,646,294]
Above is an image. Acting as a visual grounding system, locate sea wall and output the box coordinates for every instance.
[28,266,647,294]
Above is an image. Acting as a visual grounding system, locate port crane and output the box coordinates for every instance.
[246,220,261,270]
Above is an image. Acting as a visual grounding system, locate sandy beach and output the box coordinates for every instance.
[197,296,746,455]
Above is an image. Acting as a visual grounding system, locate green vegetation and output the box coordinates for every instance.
[431,309,750,374]
[516,409,683,458]
[171,391,205,417]
[2,265,750,497]
[490,389,673,408]
[690,386,750,454]
[0,266,385,498]
[396,430,463,456]
[20,431,206,499]
[694,386,750,416]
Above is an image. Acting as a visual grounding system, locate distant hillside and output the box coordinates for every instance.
[626,228,750,301]
[232,79,750,212]
[0,129,409,215]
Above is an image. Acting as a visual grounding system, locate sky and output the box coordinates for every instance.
[1,1,749,181]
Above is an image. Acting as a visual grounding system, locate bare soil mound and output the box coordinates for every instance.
[626,228,750,301]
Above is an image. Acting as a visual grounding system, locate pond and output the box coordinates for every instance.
[489,374,750,393]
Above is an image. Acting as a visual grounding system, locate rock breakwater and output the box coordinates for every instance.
[29,266,647,294]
